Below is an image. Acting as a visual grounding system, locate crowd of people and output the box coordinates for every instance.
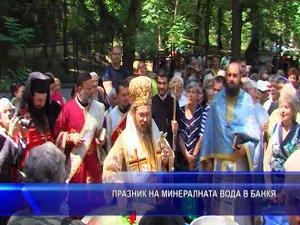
[1,45,300,225]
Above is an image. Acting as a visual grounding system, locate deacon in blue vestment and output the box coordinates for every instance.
[200,62,262,224]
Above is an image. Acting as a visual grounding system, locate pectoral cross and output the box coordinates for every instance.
[133,148,141,172]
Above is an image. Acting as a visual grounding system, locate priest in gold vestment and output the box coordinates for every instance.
[103,76,173,183]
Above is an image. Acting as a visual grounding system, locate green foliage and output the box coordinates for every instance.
[241,8,251,51]
[166,15,195,51]
[222,10,232,50]
[7,67,28,81]
[141,0,195,55]
[258,0,300,53]
[292,1,300,47]
[105,0,130,23]
[2,0,300,76]
[136,28,158,60]
[0,67,28,91]
[0,16,34,50]
[141,0,169,25]
[0,16,33,90]
[68,1,97,35]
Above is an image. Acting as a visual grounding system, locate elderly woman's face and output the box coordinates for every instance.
[91,75,98,89]
[186,87,198,105]
[279,100,295,125]
[0,103,14,128]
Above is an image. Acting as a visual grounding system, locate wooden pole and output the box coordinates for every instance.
[171,82,178,150]
[169,82,178,172]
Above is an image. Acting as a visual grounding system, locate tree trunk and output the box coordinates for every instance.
[122,0,141,74]
[62,0,68,74]
[245,0,259,66]
[194,0,202,46]
[158,26,163,50]
[174,0,179,19]
[0,15,8,77]
[231,0,241,59]
[49,0,57,56]
[95,0,118,43]
[96,0,109,18]
[217,7,223,53]
[0,42,8,78]
[204,0,211,62]
[48,0,60,74]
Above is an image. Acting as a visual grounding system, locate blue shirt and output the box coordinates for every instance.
[103,65,130,88]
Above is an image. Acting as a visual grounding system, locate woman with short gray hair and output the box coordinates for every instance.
[264,84,300,182]
[203,73,214,89]
[176,81,207,218]
[185,81,201,95]
[8,142,84,225]
[24,142,66,183]
[177,81,207,171]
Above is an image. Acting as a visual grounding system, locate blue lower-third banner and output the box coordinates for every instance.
[1,172,300,217]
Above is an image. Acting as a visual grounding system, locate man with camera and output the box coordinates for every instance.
[17,72,54,161]
[0,98,26,183]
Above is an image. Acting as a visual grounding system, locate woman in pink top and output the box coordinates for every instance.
[52,77,65,107]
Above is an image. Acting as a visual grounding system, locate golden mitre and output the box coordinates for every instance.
[129,76,153,106]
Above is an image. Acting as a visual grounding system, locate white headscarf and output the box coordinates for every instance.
[0,98,15,112]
